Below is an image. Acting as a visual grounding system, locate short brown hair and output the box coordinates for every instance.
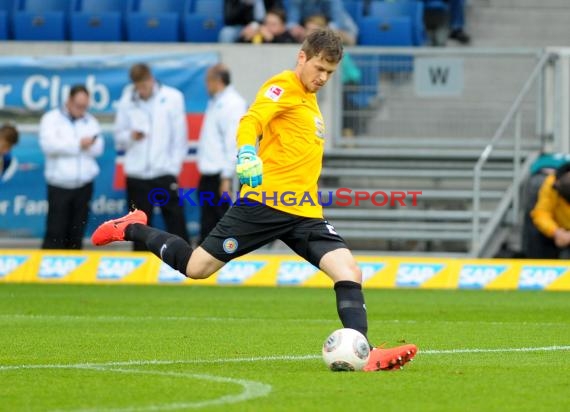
[208,63,231,86]
[0,124,19,146]
[69,84,89,98]
[129,63,153,83]
[301,28,343,64]
[266,8,287,24]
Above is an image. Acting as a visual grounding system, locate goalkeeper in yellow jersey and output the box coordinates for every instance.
[92,28,417,372]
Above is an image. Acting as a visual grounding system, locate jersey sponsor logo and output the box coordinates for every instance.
[222,238,238,254]
[360,263,385,283]
[157,262,187,283]
[217,261,265,284]
[277,261,319,285]
[265,85,284,101]
[518,266,568,290]
[314,116,325,138]
[396,263,445,287]
[458,264,508,289]
[0,255,28,278]
[96,257,145,280]
[39,256,87,279]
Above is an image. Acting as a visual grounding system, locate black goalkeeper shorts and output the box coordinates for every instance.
[200,201,347,266]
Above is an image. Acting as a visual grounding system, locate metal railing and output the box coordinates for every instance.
[331,47,549,254]
[470,51,552,257]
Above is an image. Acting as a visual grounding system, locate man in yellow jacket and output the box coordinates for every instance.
[530,163,570,258]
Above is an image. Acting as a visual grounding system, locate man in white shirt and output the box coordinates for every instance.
[114,63,189,251]
[197,64,247,242]
[39,85,104,249]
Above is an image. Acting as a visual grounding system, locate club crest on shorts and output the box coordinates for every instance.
[223,238,238,254]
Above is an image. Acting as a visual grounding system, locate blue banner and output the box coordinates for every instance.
[0,53,219,114]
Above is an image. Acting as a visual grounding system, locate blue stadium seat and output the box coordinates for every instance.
[183,14,222,43]
[70,0,127,41]
[358,16,414,46]
[190,0,222,15]
[12,0,70,41]
[126,0,186,42]
[359,0,425,46]
[0,0,14,39]
[183,0,222,43]
[348,54,381,109]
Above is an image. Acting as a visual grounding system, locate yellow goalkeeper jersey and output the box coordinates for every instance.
[237,70,325,219]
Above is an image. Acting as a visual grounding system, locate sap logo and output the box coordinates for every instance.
[0,256,28,278]
[459,265,508,289]
[359,263,385,283]
[518,266,568,290]
[396,263,444,287]
[158,263,187,283]
[277,261,318,285]
[39,256,87,279]
[97,258,144,280]
[217,261,265,285]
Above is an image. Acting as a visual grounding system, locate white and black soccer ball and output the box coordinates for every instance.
[322,328,370,371]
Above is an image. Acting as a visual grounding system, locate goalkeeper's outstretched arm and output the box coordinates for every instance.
[235,111,265,188]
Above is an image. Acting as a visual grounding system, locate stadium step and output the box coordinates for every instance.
[324,208,492,221]
[469,3,570,47]
[329,137,539,150]
[321,167,514,179]
[339,228,472,241]
[326,147,533,161]
[319,188,504,201]
[330,220,475,242]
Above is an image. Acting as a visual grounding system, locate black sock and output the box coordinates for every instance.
[125,224,192,275]
[334,280,368,340]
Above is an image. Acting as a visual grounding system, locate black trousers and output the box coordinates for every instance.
[523,223,570,259]
[42,182,93,250]
[126,175,189,251]
[198,173,230,243]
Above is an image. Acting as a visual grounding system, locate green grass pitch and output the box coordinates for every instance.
[1,284,569,412]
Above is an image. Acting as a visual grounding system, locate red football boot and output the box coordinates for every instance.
[91,209,147,246]
[363,344,417,371]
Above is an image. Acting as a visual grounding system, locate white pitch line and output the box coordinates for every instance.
[52,366,271,412]
[0,355,321,371]
[1,346,570,372]
[420,345,570,354]
[0,314,334,323]
[0,314,568,327]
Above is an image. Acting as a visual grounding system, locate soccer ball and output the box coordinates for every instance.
[322,328,370,371]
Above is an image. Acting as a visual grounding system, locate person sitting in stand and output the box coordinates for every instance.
[239,8,296,44]
[528,163,570,259]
